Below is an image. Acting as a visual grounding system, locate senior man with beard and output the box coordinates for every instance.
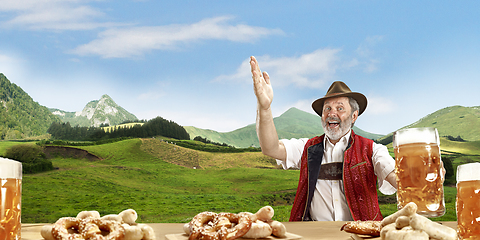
[250,56,397,222]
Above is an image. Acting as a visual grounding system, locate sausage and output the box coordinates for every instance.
[381,202,417,227]
[409,214,457,240]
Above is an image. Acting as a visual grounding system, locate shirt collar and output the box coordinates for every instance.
[324,129,352,150]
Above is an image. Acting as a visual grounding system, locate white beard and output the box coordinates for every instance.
[322,115,353,141]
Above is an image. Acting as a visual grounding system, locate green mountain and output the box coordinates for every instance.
[185,107,384,148]
[50,94,138,127]
[0,73,60,139]
[377,105,480,145]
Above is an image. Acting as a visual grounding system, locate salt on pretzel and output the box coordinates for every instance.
[188,211,218,240]
[216,212,252,239]
[52,217,84,240]
[340,220,381,237]
[44,209,152,240]
[187,211,253,240]
[80,217,125,240]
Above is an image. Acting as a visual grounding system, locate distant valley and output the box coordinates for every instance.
[1,73,480,148]
[186,105,480,148]
[184,107,384,148]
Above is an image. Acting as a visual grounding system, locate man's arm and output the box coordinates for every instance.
[386,171,398,189]
[250,56,286,161]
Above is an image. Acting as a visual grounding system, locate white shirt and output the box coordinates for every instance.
[277,130,396,221]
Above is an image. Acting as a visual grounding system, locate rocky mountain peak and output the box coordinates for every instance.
[52,95,138,127]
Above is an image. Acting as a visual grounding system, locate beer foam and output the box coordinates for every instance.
[457,163,480,182]
[393,127,439,147]
[0,157,22,179]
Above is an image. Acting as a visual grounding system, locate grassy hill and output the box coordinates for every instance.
[19,138,298,223]
[185,107,384,148]
[0,73,60,139]
[377,105,480,144]
[9,136,479,223]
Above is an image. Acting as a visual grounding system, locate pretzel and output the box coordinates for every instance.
[44,209,153,240]
[188,211,218,240]
[187,211,252,240]
[216,212,252,240]
[340,220,381,237]
[52,217,84,240]
[80,217,125,240]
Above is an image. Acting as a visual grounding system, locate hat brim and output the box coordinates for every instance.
[312,92,367,117]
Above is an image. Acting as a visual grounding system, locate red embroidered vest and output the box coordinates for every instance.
[289,131,383,221]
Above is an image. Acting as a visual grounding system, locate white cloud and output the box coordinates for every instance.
[214,48,341,89]
[365,95,395,115]
[0,0,125,30]
[355,35,384,73]
[70,16,284,58]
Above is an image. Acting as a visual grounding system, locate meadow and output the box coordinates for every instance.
[18,138,297,223]
[2,137,479,223]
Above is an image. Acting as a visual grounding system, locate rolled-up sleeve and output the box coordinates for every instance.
[372,142,397,195]
[277,138,309,169]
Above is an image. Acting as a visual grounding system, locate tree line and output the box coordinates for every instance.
[193,136,232,147]
[47,116,190,141]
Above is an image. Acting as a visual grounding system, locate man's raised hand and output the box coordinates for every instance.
[250,56,273,110]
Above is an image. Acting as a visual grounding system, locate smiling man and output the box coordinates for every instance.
[250,56,397,222]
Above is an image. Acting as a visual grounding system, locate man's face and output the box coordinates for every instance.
[321,96,358,141]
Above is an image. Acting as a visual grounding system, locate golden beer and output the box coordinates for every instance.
[393,128,445,217]
[0,158,22,240]
[456,163,480,240]
[0,178,22,240]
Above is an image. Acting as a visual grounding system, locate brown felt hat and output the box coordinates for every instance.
[312,81,367,117]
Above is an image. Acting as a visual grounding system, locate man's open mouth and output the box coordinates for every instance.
[328,120,340,128]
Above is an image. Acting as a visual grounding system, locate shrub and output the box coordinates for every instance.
[442,156,455,185]
[445,135,466,142]
[4,144,54,174]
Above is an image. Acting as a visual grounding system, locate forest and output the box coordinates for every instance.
[47,116,190,141]
[1,73,59,139]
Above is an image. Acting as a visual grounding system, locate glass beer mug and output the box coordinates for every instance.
[456,163,480,240]
[0,158,22,240]
[393,127,445,217]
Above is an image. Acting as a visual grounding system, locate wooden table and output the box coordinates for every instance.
[20,221,458,240]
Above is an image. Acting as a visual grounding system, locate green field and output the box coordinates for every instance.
[2,137,479,223]
[18,139,297,223]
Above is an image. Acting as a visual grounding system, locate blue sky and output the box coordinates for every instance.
[1,1,479,135]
